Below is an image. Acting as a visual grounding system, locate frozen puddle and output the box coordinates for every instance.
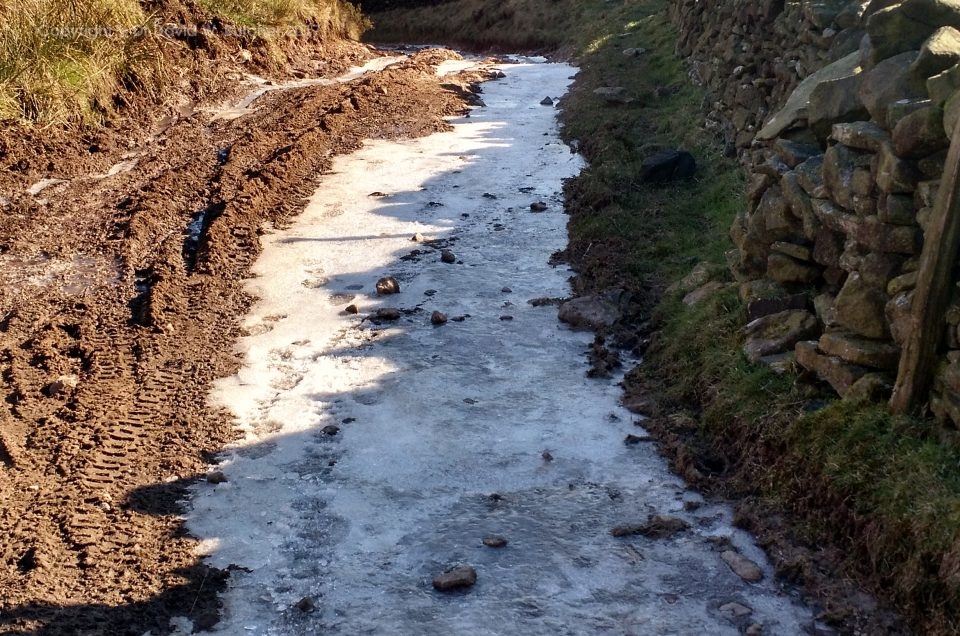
[187,61,814,634]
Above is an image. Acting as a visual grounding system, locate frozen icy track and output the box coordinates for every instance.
[187,60,814,635]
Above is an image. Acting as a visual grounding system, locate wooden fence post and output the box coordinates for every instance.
[890,116,960,414]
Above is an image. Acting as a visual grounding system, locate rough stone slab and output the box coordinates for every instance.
[855,215,920,254]
[893,105,949,159]
[796,340,871,395]
[758,52,862,140]
[830,121,889,151]
[683,281,730,306]
[796,155,829,199]
[746,293,809,321]
[879,193,917,225]
[860,52,927,126]
[818,330,901,369]
[812,198,860,235]
[877,142,921,194]
[558,294,620,330]
[770,241,813,261]
[743,309,820,363]
[912,26,960,79]
[767,253,821,284]
[834,272,890,339]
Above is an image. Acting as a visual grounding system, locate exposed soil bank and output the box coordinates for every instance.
[0,49,490,635]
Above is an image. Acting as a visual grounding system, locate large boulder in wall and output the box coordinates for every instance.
[859,52,928,125]
[911,27,960,79]
[901,0,960,29]
[757,52,863,141]
[866,5,938,63]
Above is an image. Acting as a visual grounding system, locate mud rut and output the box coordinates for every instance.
[0,49,484,635]
[0,47,815,635]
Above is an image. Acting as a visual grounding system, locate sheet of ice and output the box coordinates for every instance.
[187,62,814,635]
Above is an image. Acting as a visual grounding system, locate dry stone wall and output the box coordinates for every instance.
[670,0,960,428]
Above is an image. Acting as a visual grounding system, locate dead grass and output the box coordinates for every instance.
[0,0,368,127]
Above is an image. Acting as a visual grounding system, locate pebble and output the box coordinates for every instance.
[482,535,508,548]
[721,550,764,583]
[500,315,514,321]
[412,232,425,242]
[623,434,653,445]
[440,249,456,263]
[540,96,554,106]
[376,307,401,320]
[322,424,340,436]
[345,304,359,314]
[501,287,512,293]
[611,514,689,538]
[431,311,448,325]
[719,601,753,619]
[207,471,228,484]
[294,596,317,613]
[375,277,400,295]
[746,624,764,635]
[530,201,548,212]
[432,564,477,591]
[541,450,554,462]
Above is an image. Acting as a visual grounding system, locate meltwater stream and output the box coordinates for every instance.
[187,60,815,635]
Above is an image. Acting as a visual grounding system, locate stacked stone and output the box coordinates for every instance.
[669,0,865,150]
[713,0,960,413]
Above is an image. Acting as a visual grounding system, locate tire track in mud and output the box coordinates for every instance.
[0,49,491,634]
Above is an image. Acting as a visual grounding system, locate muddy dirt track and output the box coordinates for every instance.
[0,47,497,635]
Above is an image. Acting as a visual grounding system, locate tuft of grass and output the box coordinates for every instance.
[0,0,162,126]
[0,0,368,127]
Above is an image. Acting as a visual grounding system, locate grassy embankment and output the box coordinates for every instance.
[0,0,367,126]
[365,0,960,631]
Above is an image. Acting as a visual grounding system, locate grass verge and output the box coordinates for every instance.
[365,0,960,632]
[0,0,368,127]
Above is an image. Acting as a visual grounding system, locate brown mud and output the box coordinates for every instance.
[0,47,491,635]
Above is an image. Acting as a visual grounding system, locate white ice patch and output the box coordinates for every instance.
[208,55,409,121]
[187,62,814,635]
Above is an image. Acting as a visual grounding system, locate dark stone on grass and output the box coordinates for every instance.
[640,149,696,184]
[433,565,477,591]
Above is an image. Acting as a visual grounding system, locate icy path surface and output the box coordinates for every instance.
[188,61,814,635]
